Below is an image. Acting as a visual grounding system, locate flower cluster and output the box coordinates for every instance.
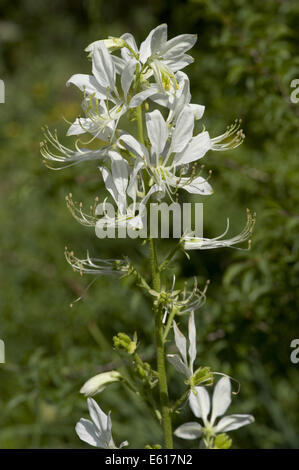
[43,24,255,450]
[42,24,251,249]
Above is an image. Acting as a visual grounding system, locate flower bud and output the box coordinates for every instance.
[113,332,137,355]
[80,370,122,396]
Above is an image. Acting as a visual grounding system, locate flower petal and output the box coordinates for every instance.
[121,59,137,99]
[92,43,116,92]
[146,110,168,157]
[173,320,187,364]
[164,54,194,73]
[129,86,160,108]
[87,398,108,433]
[174,421,202,440]
[139,24,167,63]
[66,74,107,100]
[188,311,196,372]
[189,387,210,423]
[170,107,194,153]
[216,414,255,433]
[177,176,213,195]
[211,377,232,425]
[167,354,190,378]
[173,131,211,166]
[75,418,103,447]
[188,103,205,120]
[120,32,138,62]
[118,133,149,163]
[161,34,197,60]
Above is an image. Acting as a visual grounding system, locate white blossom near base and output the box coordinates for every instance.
[76,398,128,449]
[174,377,254,445]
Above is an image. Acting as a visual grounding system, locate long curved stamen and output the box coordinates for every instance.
[211,119,245,151]
[184,209,256,250]
[66,193,99,226]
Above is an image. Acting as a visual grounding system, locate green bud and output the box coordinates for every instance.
[145,444,162,449]
[213,433,232,449]
[104,37,126,51]
[189,367,213,388]
[113,332,137,355]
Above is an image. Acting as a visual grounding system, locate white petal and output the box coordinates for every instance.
[119,440,129,448]
[174,422,202,440]
[67,118,89,136]
[120,33,138,62]
[92,43,116,92]
[161,34,197,60]
[118,133,149,163]
[177,176,213,195]
[87,398,108,433]
[112,56,126,74]
[216,414,254,433]
[170,107,194,153]
[188,103,205,120]
[172,320,187,364]
[211,377,232,425]
[127,159,144,201]
[173,131,211,166]
[121,59,136,99]
[129,86,160,108]
[167,354,190,377]
[146,110,168,157]
[189,387,210,422]
[75,418,103,447]
[139,24,167,63]
[66,74,107,100]
[99,167,118,207]
[164,54,194,73]
[110,152,129,213]
[188,312,196,372]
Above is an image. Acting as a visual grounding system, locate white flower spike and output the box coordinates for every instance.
[76,398,128,449]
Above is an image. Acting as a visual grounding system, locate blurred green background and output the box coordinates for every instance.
[0,0,299,449]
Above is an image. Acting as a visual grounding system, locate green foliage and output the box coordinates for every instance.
[1,0,299,448]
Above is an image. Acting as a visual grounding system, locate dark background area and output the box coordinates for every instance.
[0,0,299,448]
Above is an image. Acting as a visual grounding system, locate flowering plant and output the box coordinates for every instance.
[42,24,255,449]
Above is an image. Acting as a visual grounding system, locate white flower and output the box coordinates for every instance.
[67,97,124,142]
[183,209,256,250]
[167,311,197,379]
[136,24,197,93]
[76,398,128,449]
[41,127,112,170]
[67,41,136,106]
[64,249,128,277]
[151,71,205,124]
[174,377,254,445]
[95,151,161,237]
[85,24,197,105]
[119,108,213,199]
[80,371,122,396]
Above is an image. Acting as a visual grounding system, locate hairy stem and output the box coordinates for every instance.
[150,238,173,449]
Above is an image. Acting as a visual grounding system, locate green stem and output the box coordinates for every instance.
[136,105,145,145]
[163,306,178,342]
[171,388,189,413]
[149,238,173,449]
[159,241,181,273]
